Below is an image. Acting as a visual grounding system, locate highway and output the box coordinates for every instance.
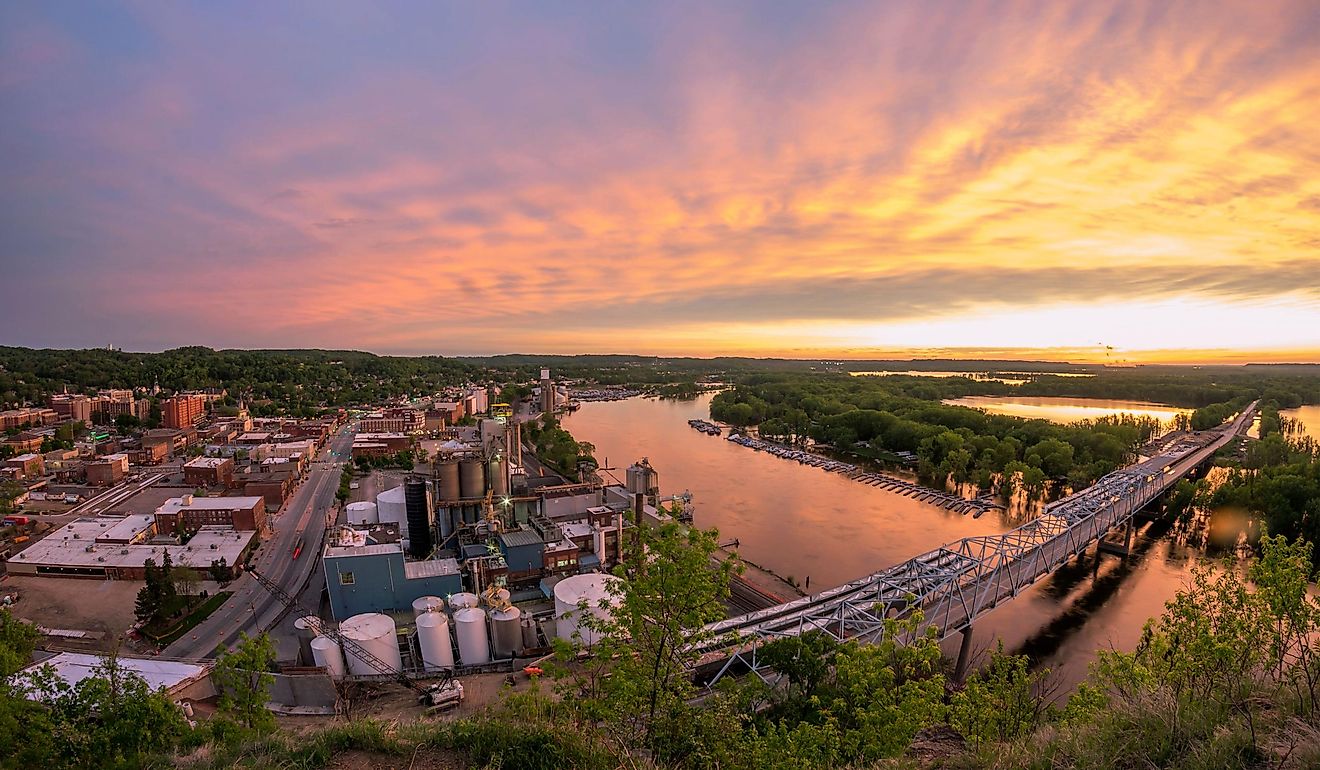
[162,425,356,660]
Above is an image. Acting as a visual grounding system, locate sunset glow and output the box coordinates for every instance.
[2,1,1317,360]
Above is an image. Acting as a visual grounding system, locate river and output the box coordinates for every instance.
[942,395,1190,425]
[562,393,1236,693]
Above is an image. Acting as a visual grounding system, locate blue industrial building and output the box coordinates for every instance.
[324,541,463,620]
[498,529,545,576]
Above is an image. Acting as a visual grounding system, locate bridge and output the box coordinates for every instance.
[691,402,1257,685]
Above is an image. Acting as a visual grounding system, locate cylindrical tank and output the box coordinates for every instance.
[554,574,622,646]
[412,595,445,617]
[453,607,490,665]
[449,592,479,611]
[437,460,461,502]
[404,476,432,558]
[520,617,538,649]
[339,613,402,675]
[459,459,485,499]
[490,456,509,498]
[481,588,511,608]
[293,615,318,666]
[376,485,408,538]
[345,501,378,525]
[311,636,346,679]
[416,612,455,670]
[490,606,522,658]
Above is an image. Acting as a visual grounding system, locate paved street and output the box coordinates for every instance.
[162,426,355,660]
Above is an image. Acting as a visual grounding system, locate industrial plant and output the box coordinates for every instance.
[307,373,682,685]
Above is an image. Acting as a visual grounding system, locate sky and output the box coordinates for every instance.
[1,1,1318,363]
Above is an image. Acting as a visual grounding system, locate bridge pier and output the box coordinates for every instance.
[954,626,975,682]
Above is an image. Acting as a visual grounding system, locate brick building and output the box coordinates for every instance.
[241,471,295,512]
[3,453,45,479]
[49,395,93,424]
[85,453,130,486]
[153,495,266,533]
[182,456,234,488]
[161,394,206,429]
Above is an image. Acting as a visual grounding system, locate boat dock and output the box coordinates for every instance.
[688,419,722,436]
[726,433,1002,518]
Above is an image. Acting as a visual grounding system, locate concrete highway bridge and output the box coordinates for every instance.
[690,402,1258,686]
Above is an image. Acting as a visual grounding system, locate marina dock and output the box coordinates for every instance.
[725,433,1003,518]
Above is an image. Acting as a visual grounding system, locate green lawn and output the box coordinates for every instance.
[143,591,233,647]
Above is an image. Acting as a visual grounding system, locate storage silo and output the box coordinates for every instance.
[626,459,659,500]
[412,595,445,618]
[311,636,346,679]
[554,573,623,646]
[437,460,461,502]
[340,613,402,675]
[449,592,479,611]
[490,606,522,658]
[458,458,485,499]
[416,612,455,670]
[453,607,490,665]
[520,618,538,650]
[490,456,509,498]
[293,616,318,666]
[404,476,432,557]
[376,485,408,538]
[346,501,378,526]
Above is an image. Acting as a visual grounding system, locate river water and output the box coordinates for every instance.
[942,395,1190,425]
[562,393,1236,693]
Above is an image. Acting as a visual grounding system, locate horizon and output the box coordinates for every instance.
[4,342,1318,368]
[2,2,1318,361]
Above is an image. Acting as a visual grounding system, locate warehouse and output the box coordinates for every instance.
[322,527,462,620]
[6,517,255,579]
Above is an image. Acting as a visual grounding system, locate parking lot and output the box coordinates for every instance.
[3,575,141,652]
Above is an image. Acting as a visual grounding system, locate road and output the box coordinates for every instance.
[162,425,356,660]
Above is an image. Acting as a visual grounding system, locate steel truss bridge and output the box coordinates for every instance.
[690,403,1257,686]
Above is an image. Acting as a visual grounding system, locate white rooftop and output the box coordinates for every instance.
[560,522,594,540]
[156,496,263,516]
[11,519,254,570]
[324,541,401,559]
[9,453,40,462]
[183,456,230,468]
[21,652,210,700]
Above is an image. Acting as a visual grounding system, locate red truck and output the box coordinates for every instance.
[2,516,30,527]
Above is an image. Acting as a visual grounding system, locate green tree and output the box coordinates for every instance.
[17,650,188,769]
[212,631,277,732]
[557,521,738,764]
[134,558,163,625]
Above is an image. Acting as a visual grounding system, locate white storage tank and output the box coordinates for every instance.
[449,592,479,611]
[340,613,402,675]
[346,501,378,526]
[554,573,623,646]
[490,606,522,658]
[376,485,408,538]
[311,636,346,679]
[293,615,319,666]
[453,607,490,665]
[412,595,445,618]
[416,611,455,670]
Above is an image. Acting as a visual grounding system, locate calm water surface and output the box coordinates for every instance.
[943,395,1190,425]
[564,394,1230,692]
[1279,405,1320,443]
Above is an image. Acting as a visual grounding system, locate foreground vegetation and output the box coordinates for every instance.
[8,521,1320,769]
